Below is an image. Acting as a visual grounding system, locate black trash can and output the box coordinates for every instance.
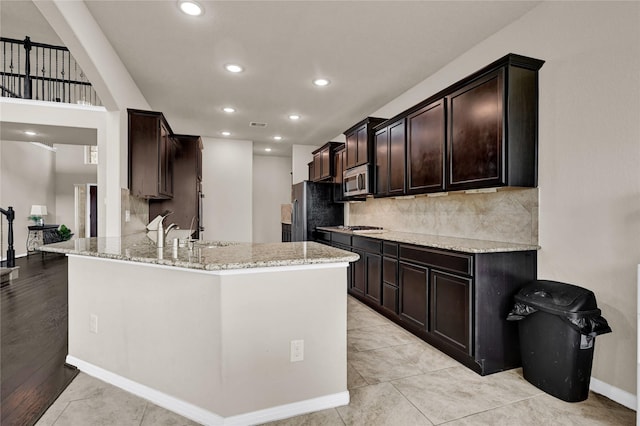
[507,280,612,402]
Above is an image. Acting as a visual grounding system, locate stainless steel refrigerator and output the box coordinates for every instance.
[291,181,343,242]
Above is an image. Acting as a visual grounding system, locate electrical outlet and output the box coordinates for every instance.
[90,314,98,334]
[125,210,131,222]
[290,339,304,362]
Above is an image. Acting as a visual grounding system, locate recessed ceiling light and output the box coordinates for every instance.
[223,107,236,113]
[221,131,231,136]
[265,148,272,152]
[313,78,330,87]
[225,64,244,73]
[24,130,37,136]
[288,114,300,120]
[273,136,283,141]
[178,0,203,16]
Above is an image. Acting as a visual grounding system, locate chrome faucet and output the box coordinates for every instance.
[156,211,175,248]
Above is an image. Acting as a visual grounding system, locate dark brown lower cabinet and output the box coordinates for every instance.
[430,270,472,355]
[381,255,399,314]
[332,229,537,376]
[350,236,382,301]
[398,262,428,329]
[382,283,398,314]
[365,253,382,303]
[352,248,366,296]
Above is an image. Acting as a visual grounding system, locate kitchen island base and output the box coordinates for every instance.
[65,255,350,425]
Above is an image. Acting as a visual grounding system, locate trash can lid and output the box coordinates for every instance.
[514,280,601,319]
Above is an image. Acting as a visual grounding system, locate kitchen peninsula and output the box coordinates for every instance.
[40,235,358,425]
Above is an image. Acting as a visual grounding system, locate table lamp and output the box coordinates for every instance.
[30,205,48,226]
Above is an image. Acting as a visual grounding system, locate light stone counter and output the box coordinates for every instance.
[317,227,540,253]
[39,232,358,270]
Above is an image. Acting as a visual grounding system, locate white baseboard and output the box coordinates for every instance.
[67,356,223,425]
[67,355,349,425]
[223,391,349,425]
[590,377,636,411]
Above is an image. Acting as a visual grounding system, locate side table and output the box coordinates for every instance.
[27,225,60,254]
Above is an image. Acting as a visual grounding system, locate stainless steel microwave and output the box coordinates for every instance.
[343,164,370,197]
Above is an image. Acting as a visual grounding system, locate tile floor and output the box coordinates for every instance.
[36,296,634,426]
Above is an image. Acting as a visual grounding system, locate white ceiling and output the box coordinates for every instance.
[1,1,540,156]
[0,121,96,146]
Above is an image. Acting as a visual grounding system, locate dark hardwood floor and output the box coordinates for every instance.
[1,254,78,426]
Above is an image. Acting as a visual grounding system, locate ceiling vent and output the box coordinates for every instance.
[250,122,267,128]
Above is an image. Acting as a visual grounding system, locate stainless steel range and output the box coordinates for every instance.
[337,225,385,234]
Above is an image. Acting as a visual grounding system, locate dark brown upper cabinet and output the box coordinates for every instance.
[309,142,344,182]
[375,119,406,197]
[128,109,175,199]
[367,53,543,197]
[447,69,504,190]
[446,56,543,190]
[333,146,346,202]
[406,99,446,194]
[308,160,317,182]
[149,135,203,238]
[344,117,386,170]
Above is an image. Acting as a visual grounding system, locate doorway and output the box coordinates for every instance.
[74,184,97,238]
[88,184,97,237]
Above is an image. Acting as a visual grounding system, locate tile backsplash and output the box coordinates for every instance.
[348,188,538,245]
[121,188,148,235]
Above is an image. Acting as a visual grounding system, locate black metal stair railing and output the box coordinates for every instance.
[0,207,16,268]
[1,36,101,106]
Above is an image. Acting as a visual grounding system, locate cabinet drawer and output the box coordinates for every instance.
[331,242,350,251]
[315,230,331,243]
[352,236,382,253]
[383,242,398,257]
[332,232,352,247]
[399,245,473,276]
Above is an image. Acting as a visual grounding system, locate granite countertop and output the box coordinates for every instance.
[39,233,359,271]
[317,226,540,253]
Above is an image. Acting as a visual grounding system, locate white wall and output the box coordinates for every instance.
[54,145,97,231]
[0,140,56,258]
[0,99,113,236]
[0,141,97,258]
[201,137,253,242]
[371,1,640,400]
[291,144,319,184]
[252,155,292,243]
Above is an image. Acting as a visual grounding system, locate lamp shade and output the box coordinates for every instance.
[30,205,48,216]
